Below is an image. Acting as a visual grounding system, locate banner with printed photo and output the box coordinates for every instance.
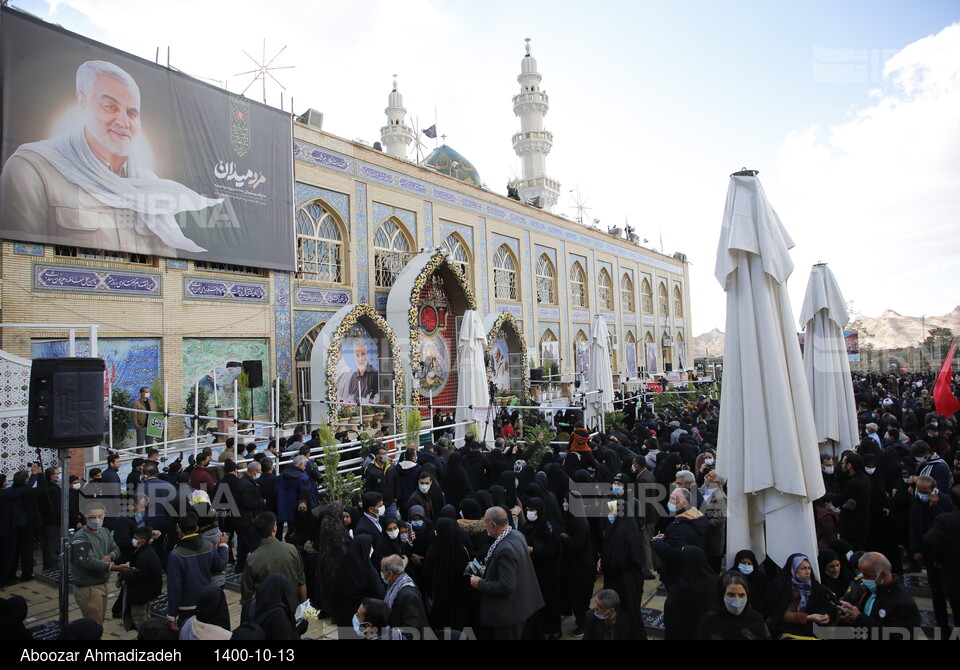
[624,340,638,378]
[677,340,686,370]
[574,339,590,389]
[0,8,294,270]
[490,336,510,391]
[335,335,381,404]
[844,330,860,362]
[645,342,658,375]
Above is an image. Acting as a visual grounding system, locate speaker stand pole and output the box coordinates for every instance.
[59,448,71,632]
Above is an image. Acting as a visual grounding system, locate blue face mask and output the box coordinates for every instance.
[380,571,391,586]
[352,614,365,637]
[667,502,678,514]
[738,563,754,575]
[607,515,616,524]
[411,520,424,528]
[860,577,877,593]
[133,513,143,523]
[612,485,624,496]
[918,492,931,502]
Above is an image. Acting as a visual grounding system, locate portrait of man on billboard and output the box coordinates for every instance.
[336,338,380,405]
[0,60,222,256]
[491,338,509,390]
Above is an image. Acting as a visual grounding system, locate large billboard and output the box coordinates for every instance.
[0,8,295,270]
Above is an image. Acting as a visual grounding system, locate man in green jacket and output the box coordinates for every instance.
[71,501,135,623]
[240,511,306,616]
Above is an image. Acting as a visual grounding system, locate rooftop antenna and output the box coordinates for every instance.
[235,39,295,105]
[569,187,592,226]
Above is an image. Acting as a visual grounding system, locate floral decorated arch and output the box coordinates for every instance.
[309,303,403,427]
[484,311,529,395]
[386,249,477,409]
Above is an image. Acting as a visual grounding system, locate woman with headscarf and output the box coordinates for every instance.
[314,501,350,618]
[180,585,232,640]
[544,462,570,502]
[599,500,648,640]
[524,481,565,534]
[422,517,473,632]
[373,515,406,567]
[663,546,717,640]
[443,452,473,509]
[818,548,853,601]
[521,497,562,639]
[766,553,836,639]
[516,463,536,499]
[697,572,771,640]
[343,505,360,540]
[559,490,596,637]
[331,534,385,629]
[730,549,770,617]
[237,574,300,640]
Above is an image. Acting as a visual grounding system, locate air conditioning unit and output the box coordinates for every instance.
[672,252,688,262]
[609,334,619,349]
[299,108,324,130]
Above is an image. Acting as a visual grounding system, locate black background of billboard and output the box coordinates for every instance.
[0,8,295,270]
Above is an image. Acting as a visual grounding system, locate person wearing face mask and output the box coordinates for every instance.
[911,441,952,493]
[652,487,708,591]
[352,597,404,640]
[405,471,444,522]
[558,492,596,637]
[121,526,162,631]
[730,549,769,617]
[820,454,840,496]
[837,552,920,637]
[697,572,770,640]
[113,493,150,565]
[699,471,727,573]
[583,589,633,640]
[41,466,63,571]
[380,554,429,639]
[354,491,387,545]
[519,497,562,639]
[132,386,159,448]
[908,475,953,567]
[70,501,135,624]
[831,453,871,551]
[373,517,407,567]
[597,499,648,640]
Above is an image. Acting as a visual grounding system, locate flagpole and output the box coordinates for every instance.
[434,106,438,148]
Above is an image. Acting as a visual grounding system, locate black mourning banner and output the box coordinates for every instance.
[0,8,295,270]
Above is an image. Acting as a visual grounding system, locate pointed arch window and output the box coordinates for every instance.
[641,278,653,314]
[658,282,670,316]
[570,262,587,308]
[494,245,519,300]
[296,201,344,283]
[673,286,684,318]
[536,254,557,305]
[374,218,413,289]
[598,269,614,311]
[621,274,635,313]
[445,233,471,281]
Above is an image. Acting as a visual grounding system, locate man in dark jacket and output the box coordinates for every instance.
[380,554,429,639]
[923,485,960,633]
[652,488,708,590]
[41,466,62,571]
[123,527,162,630]
[275,456,315,540]
[234,461,265,571]
[166,513,229,629]
[0,465,41,584]
[462,441,491,492]
[12,466,48,582]
[469,506,544,640]
[583,589,634,640]
[908,475,953,564]
[837,552,920,638]
[258,458,279,514]
[832,452,872,550]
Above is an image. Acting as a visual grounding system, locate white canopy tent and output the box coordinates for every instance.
[455,309,491,445]
[584,314,614,431]
[715,172,826,574]
[800,264,859,459]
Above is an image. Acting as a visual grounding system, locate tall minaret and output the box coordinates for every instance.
[512,39,560,211]
[380,76,414,159]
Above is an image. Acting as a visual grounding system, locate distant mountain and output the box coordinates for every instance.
[692,328,725,358]
[692,306,960,357]
[850,305,960,350]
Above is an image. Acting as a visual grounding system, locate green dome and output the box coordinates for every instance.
[422,144,481,187]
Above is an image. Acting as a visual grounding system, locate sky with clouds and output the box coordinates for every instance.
[7,0,960,334]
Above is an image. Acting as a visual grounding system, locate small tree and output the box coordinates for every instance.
[183,385,212,436]
[404,406,423,446]
[319,425,359,504]
[110,387,132,449]
[237,370,252,422]
[277,378,295,425]
[149,377,165,410]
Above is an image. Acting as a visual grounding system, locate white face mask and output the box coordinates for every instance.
[419,483,431,494]
[526,511,538,522]
[376,505,386,517]
[724,596,748,616]
[386,529,399,540]
[823,466,835,475]
[72,482,81,490]
[865,467,877,475]
[704,458,715,466]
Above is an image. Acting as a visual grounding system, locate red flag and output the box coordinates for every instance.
[933,340,960,418]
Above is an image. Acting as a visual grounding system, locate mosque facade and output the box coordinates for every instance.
[0,35,691,470]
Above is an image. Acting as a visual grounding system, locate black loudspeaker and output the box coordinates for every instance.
[529,369,543,384]
[28,357,105,448]
[664,363,673,372]
[242,360,263,388]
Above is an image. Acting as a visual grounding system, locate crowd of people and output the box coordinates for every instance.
[0,369,958,641]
